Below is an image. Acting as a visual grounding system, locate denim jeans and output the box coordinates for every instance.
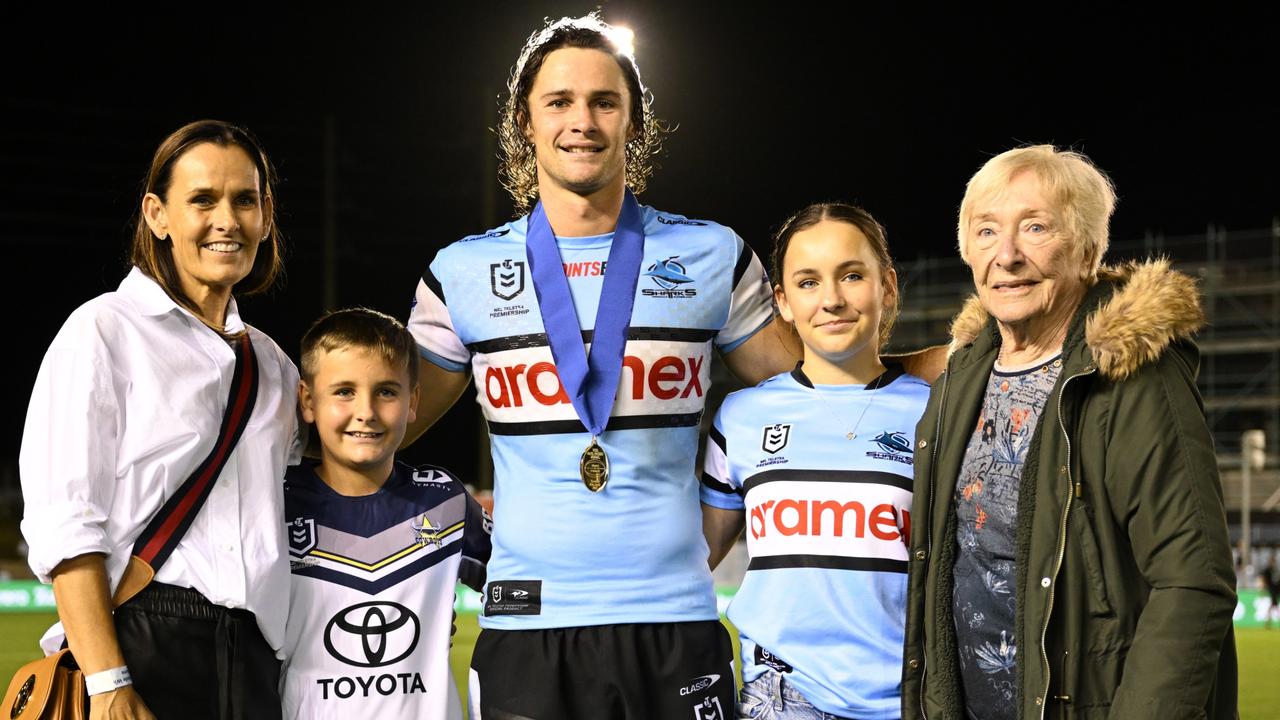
[737,670,853,720]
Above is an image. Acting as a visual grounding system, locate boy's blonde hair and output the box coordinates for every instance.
[300,308,419,386]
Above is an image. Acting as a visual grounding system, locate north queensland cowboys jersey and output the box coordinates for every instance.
[701,364,928,720]
[281,461,491,720]
[409,206,773,629]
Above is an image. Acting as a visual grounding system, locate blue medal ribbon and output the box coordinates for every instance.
[525,190,645,437]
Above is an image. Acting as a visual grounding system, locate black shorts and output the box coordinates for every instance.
[468,620,736,720]
[114,582,281,720]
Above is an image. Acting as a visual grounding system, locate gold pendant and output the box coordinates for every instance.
[580,437,610,492]
[846,432,855,440]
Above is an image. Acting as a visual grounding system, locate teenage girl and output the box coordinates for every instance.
[701,202,927,720]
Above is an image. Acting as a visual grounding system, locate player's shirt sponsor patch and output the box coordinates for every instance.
[483,580,542,616]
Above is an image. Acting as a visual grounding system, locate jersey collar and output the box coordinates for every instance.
[790,361,904,389]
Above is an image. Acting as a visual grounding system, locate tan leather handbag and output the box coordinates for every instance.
[1,560,154,719]
[3,650,86,720]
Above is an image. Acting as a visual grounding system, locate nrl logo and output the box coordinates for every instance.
[761,423,792,455]
[490,259,525,301]
[694,696,724,720]
[288,517,317,557]
[411,513,445,549]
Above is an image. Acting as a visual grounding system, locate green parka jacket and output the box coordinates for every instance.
[902,260,1237,720]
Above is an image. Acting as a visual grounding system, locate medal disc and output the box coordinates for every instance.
[580,439,610,492]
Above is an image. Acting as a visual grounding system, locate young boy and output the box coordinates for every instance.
[280,308,490,719]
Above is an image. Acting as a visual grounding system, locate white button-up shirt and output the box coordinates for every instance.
[20,267,302,652]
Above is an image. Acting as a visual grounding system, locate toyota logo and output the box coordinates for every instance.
[323,601,420,668]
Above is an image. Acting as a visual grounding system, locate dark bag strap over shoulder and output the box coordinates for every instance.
[115,333,260,606]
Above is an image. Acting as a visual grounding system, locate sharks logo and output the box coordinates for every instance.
[410,513,445,549]
[642,256,698,298]
[288,517,317,557]
[761,423,792,454]
[644,256,695,289]
[872,431,913,454]
[867,430,914,465]
[490,259,525,301]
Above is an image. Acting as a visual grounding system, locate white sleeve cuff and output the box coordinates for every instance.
[20,503,110,583]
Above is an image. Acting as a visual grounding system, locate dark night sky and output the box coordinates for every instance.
[3,4,1277,477]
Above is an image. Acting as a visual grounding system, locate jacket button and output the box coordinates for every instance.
[908,658,920,670]
[918,439,928,449]
[1059,465,1067,474]
[915,550,927,561]
[1040,577,1051,588]
[1035,697,1043,706]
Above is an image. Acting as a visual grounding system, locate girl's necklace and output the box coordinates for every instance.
[809,370,887,440]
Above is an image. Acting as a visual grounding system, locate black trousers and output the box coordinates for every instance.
[470,620,736,720]
[114,582,281,720]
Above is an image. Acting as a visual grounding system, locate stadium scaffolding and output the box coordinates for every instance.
[888,223,1280,536]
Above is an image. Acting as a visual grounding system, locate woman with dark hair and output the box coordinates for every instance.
[702,203,928,719]
[20,120,301,720]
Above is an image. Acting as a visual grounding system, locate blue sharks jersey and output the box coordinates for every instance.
[701,365,928,720]
[408,206,773,629]
[280,462,491,720]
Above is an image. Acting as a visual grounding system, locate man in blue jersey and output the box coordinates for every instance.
[403,14,799,719]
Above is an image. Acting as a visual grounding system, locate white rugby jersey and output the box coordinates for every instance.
[701,365,928,720]
[409,206,773,629]
[280,462,491,720]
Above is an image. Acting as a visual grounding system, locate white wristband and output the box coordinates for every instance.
[84,666,132,696]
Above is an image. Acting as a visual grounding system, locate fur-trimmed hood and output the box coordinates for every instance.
[948,258,1206,381]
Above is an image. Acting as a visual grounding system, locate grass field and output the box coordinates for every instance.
[4,612,1277,716]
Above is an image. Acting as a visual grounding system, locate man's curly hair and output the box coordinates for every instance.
[497,13,667,214]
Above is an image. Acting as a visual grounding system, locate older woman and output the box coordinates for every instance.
[902,146,1236,720]
[20,120,301,720]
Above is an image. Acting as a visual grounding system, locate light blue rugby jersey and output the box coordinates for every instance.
[408,205,773,629]
[702,364,928,720]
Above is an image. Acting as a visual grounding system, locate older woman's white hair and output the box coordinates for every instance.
[957,144,1118,282]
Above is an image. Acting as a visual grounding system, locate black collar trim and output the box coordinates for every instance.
[790,361,904,390]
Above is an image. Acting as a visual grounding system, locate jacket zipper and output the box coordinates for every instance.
[1037,365,1095,720]
[918,368,949,720]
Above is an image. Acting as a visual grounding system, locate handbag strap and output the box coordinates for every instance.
[129,333,260,573]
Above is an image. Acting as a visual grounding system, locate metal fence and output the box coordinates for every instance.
[889,223,1280,512]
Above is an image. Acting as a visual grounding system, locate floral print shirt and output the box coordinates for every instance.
[952,354,1063,720]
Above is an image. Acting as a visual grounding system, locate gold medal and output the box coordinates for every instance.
[580,437,610,492]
